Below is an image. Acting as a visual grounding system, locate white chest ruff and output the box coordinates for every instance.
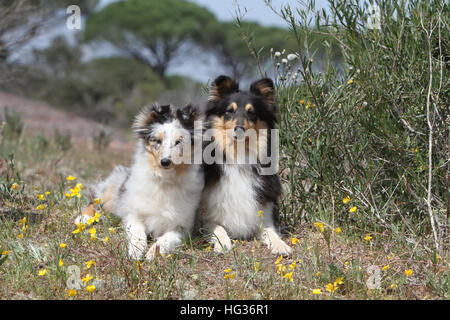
[118,162,204,238]
[202,165,262,238]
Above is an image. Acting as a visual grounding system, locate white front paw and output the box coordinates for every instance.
[213,236,232,253]
[269,239,292,256]
[145,243,161,260]
[128,244,145,260]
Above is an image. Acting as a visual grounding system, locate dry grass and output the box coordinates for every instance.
[0,131,447,300]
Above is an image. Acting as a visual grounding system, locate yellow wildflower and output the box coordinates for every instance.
[81,274,93,284]
[314,222,325,233]
[299,99,305,105]
[334,227,342,234]
[65,193,72,199]
[11,183,20,190]
[94,198,102,205]
[306,101,312,109]
[103,237,109,244]
[18,217,26,226]
[66,175,77,181]
[274,255,283,265]
[347,79,354,84]
[404,269,413,277]
[67,289,77,297]
[326,283,338,293]
[224,272,236,279]
[312,288,322,295]
[136,260,143,271]
[364,235,372,242]
[282,272,294,282]
[382,264,390,271]
[316,271,321,277]
[2,250,10,255]
[108,227,115,234]
[204,245,211,252]
[38,269,47,276]
[390,283,398,290]
[59,258,64,267]
[59,243,66,248]
[72,223,86,234]
[85,260,96,269]
[342,196,351,204]
[349,206,357,213]
[88,227,96,239]
[35,204,46,210]
[86,285,96,292]
[291,237,300,245]
[276,264,287,274]
[45,191,51,196]
[37,194,45,201]
[254,262,260,272]
[17,234,23,239]
[288,260,297,271]
[93,212,101,223]
[257,210,264,218]
[334,277,344,285]
[224,268,232,273]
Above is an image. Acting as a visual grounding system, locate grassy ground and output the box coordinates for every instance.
[0,129,447,300]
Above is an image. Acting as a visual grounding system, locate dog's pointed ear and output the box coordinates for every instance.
[250,78,275,107]
[176,104,198,126]
[208,75,239,102]
[133,104,172,138]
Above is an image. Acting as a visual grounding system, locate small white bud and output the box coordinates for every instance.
[274,51,281,57]
[281,58,288,64]
[287,53,298,61]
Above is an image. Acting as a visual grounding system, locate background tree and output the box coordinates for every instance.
[84,0,217,79]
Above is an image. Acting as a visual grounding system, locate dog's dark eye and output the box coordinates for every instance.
[155,139,162,145]
[226,107,234,114]
[175,139,182,146]
[247,109,255,115]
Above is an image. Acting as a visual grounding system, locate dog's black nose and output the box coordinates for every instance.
[234,126,245,140]
[160,158,172,167]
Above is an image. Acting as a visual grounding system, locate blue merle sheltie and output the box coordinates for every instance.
[200,75,292,256]
[76,104,204,260]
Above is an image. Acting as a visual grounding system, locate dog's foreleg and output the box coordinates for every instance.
[74,203,96,224]
[261,208,292,256]
[124,218,147,260]
[209,224,232,253]
[145,229,184,260]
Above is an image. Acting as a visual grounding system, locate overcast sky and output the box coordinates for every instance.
[191,0,329,27]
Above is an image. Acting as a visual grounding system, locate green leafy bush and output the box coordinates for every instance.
[264,0,448,252]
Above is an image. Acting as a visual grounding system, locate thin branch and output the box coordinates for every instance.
[420,10,440,253]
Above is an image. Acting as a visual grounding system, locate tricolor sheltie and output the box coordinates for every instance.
[76,104,204,260]
[200,75,292,256]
